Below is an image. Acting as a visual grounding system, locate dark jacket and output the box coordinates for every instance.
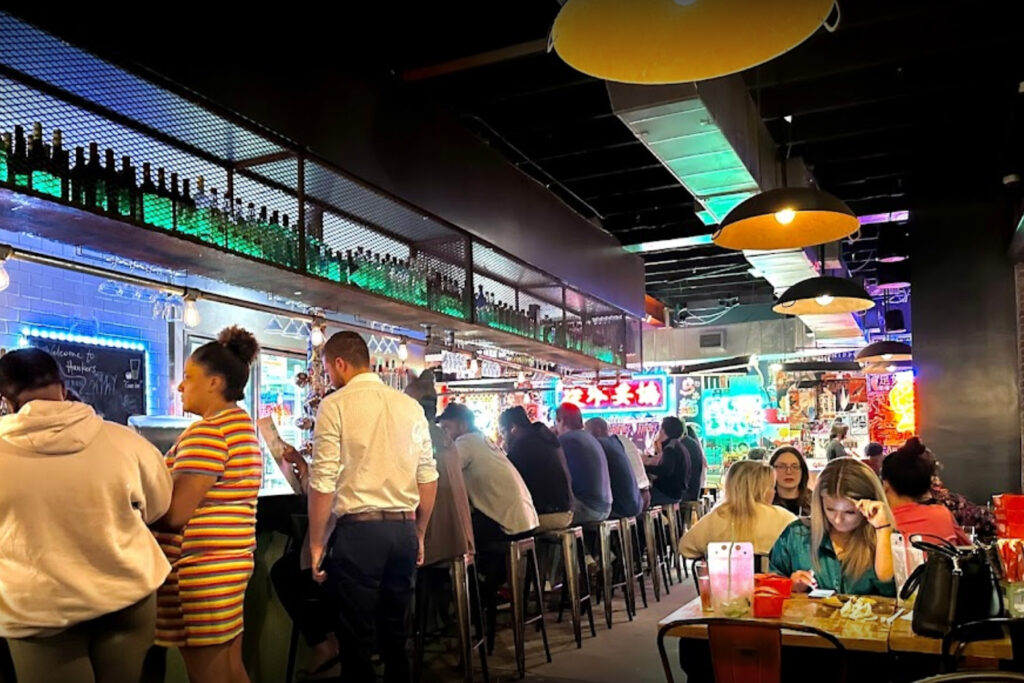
[506,422,575,515]
[596,435,642,518]
[646,438,693,502]
[681,435,706,501]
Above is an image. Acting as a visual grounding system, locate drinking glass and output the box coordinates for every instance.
[695,560,712,612]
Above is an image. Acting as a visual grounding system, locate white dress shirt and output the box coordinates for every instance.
[616,433,651,490]
[310,373,438,517]
[454,431,539,535]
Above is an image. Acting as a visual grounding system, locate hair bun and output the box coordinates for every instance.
[903,436,927,456]
[217,326,259,366]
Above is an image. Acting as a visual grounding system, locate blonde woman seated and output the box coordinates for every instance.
[679,460,796,558]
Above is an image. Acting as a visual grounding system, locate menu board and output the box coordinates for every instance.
[29,337,146,425]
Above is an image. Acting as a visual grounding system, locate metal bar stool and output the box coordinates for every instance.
[618,516,648,616]
[661,502,684,583]
[413,553,489,683]
[484,537,552,678]
[582,520,631,629]
[540,526,596,649]
[643,505,670,601]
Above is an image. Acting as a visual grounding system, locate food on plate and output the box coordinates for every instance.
[821,596,844,608]
[839,596,877,621]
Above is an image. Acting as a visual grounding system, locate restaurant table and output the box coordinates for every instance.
[659,595,1013,660]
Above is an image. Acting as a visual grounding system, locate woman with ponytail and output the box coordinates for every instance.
[882,437,971,545]
[153,326,262,683]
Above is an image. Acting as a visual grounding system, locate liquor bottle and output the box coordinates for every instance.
[475,285,487,321]
[208,187,223,244]
[70,146,88,205]
[246,203,260,258]
[169,173,181,231]
[220,191,234,249]
[87,142,107,212]
[154,168,174,230]
[118,156,136,219]
[191,176,210,240]
[10,126,29,188]
[139,163,158,227]
[103,149,120,213]
[0,132,11,184]
[178,178,195,237]
[33,128,66,199]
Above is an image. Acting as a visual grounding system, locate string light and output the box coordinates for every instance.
[183,293,201,329]
[397,339,409,362]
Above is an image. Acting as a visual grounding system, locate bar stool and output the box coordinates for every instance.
[539,527,596,648]
[413,553,489,683]
[642,506,670,602]
[582,520,631,629]
[484,537,552,678]
[618,516,648,616]
[661,502,685,583]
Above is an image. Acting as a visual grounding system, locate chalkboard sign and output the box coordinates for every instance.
[29,338,146,425]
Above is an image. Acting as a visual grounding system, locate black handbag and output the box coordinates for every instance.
[899,534,1003,638]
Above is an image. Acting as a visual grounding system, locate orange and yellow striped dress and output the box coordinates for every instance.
[155,407,262,648]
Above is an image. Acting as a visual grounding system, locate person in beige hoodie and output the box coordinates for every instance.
[680,459,796,560]
[0,347,172,683]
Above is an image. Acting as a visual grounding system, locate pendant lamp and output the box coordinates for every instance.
[856,340,912,364]
[862,360,912,375]
[772,276,874,316]
[714,187,859,251]
[551,0,837,85]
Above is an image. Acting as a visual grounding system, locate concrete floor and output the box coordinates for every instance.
[420,573,695,683]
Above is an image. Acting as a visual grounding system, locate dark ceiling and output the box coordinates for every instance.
[14,1,1024,313]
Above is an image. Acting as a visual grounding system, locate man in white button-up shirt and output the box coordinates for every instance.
[308,332,438,683]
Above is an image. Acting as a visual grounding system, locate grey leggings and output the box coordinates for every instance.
[7,593,156,683]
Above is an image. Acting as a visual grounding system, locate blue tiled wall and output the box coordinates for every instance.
[0,255,173,415]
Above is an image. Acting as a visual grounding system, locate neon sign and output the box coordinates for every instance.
[889,371,915,434]
[702,388,765,437]
[558,375,669,414]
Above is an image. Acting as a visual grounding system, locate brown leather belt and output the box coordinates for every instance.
[340,510,416,524]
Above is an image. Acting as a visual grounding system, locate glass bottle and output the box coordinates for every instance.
[119,156,136,219]
[177,178,195,236]
[87,142,107,212]
[192,176,210,240]
[0,131,9,184]
[10,126,29,188]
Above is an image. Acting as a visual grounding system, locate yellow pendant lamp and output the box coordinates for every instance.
[713,187,860,251]
[551,0,837,85]
[772,276,874,316]
[856,340,912,364]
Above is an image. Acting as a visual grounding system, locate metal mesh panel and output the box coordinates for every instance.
[0,75,229,194]
[472,273,534,337]
[518,290,563,344]
[0,12,284,163]
[472,242,554,288]
[585,314,625,366]
[305,160,456,244]
[624,317,643,366]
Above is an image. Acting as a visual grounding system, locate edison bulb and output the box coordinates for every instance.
[815,294,834,307]
[0,261,9,292]
[774,208,796,225]
[183,299,201,328]
[886,364,897,373]
[881,353,893,361]
[397,341,409,362]
[517,371,526,384]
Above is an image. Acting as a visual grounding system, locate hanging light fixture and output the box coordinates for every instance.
[856,340,912,365]
[714,187,859,250]
[862,360,912,375]
[772,276,874,316]
[310,314,327,348]
[397,339,409,362]
[551,0,837,84]
[182,291,201,329]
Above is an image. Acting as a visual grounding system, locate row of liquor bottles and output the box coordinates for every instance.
[0,122,619,363]
[0,122,467,318]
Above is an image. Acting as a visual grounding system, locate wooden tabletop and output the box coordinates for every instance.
[659,596,1012,660]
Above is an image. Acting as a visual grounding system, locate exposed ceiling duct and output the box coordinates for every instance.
[608,77,865,344]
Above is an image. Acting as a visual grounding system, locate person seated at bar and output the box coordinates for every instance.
[585,417,642,519]
[769,446,812,516]
[553,402,612,524]
[882,437,970,545]
[680,460,796,558]
[498,405,574,532]
[645,416,693,506]
[683,423,708,496]
[770,457,896,596]
[613,430,652,512]
[864,441,885,475]
[0,348,173,683]
[437,402,538,547]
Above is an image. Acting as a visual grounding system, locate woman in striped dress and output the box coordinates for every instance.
[154,326,261,683]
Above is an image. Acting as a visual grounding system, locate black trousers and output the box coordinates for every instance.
[270,548,337,648]
[327,518,418,683]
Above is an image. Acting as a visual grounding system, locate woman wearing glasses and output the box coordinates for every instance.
[769,446,811,516]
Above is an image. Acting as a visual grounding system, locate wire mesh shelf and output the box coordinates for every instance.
[0,10,637,369]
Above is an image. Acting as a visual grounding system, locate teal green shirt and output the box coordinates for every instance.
[768,520,896,597]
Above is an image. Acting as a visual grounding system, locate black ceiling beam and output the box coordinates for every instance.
[643,245,738,263]
[590,187,694,216]
[603,209,707,235]
[540,141,656,177]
